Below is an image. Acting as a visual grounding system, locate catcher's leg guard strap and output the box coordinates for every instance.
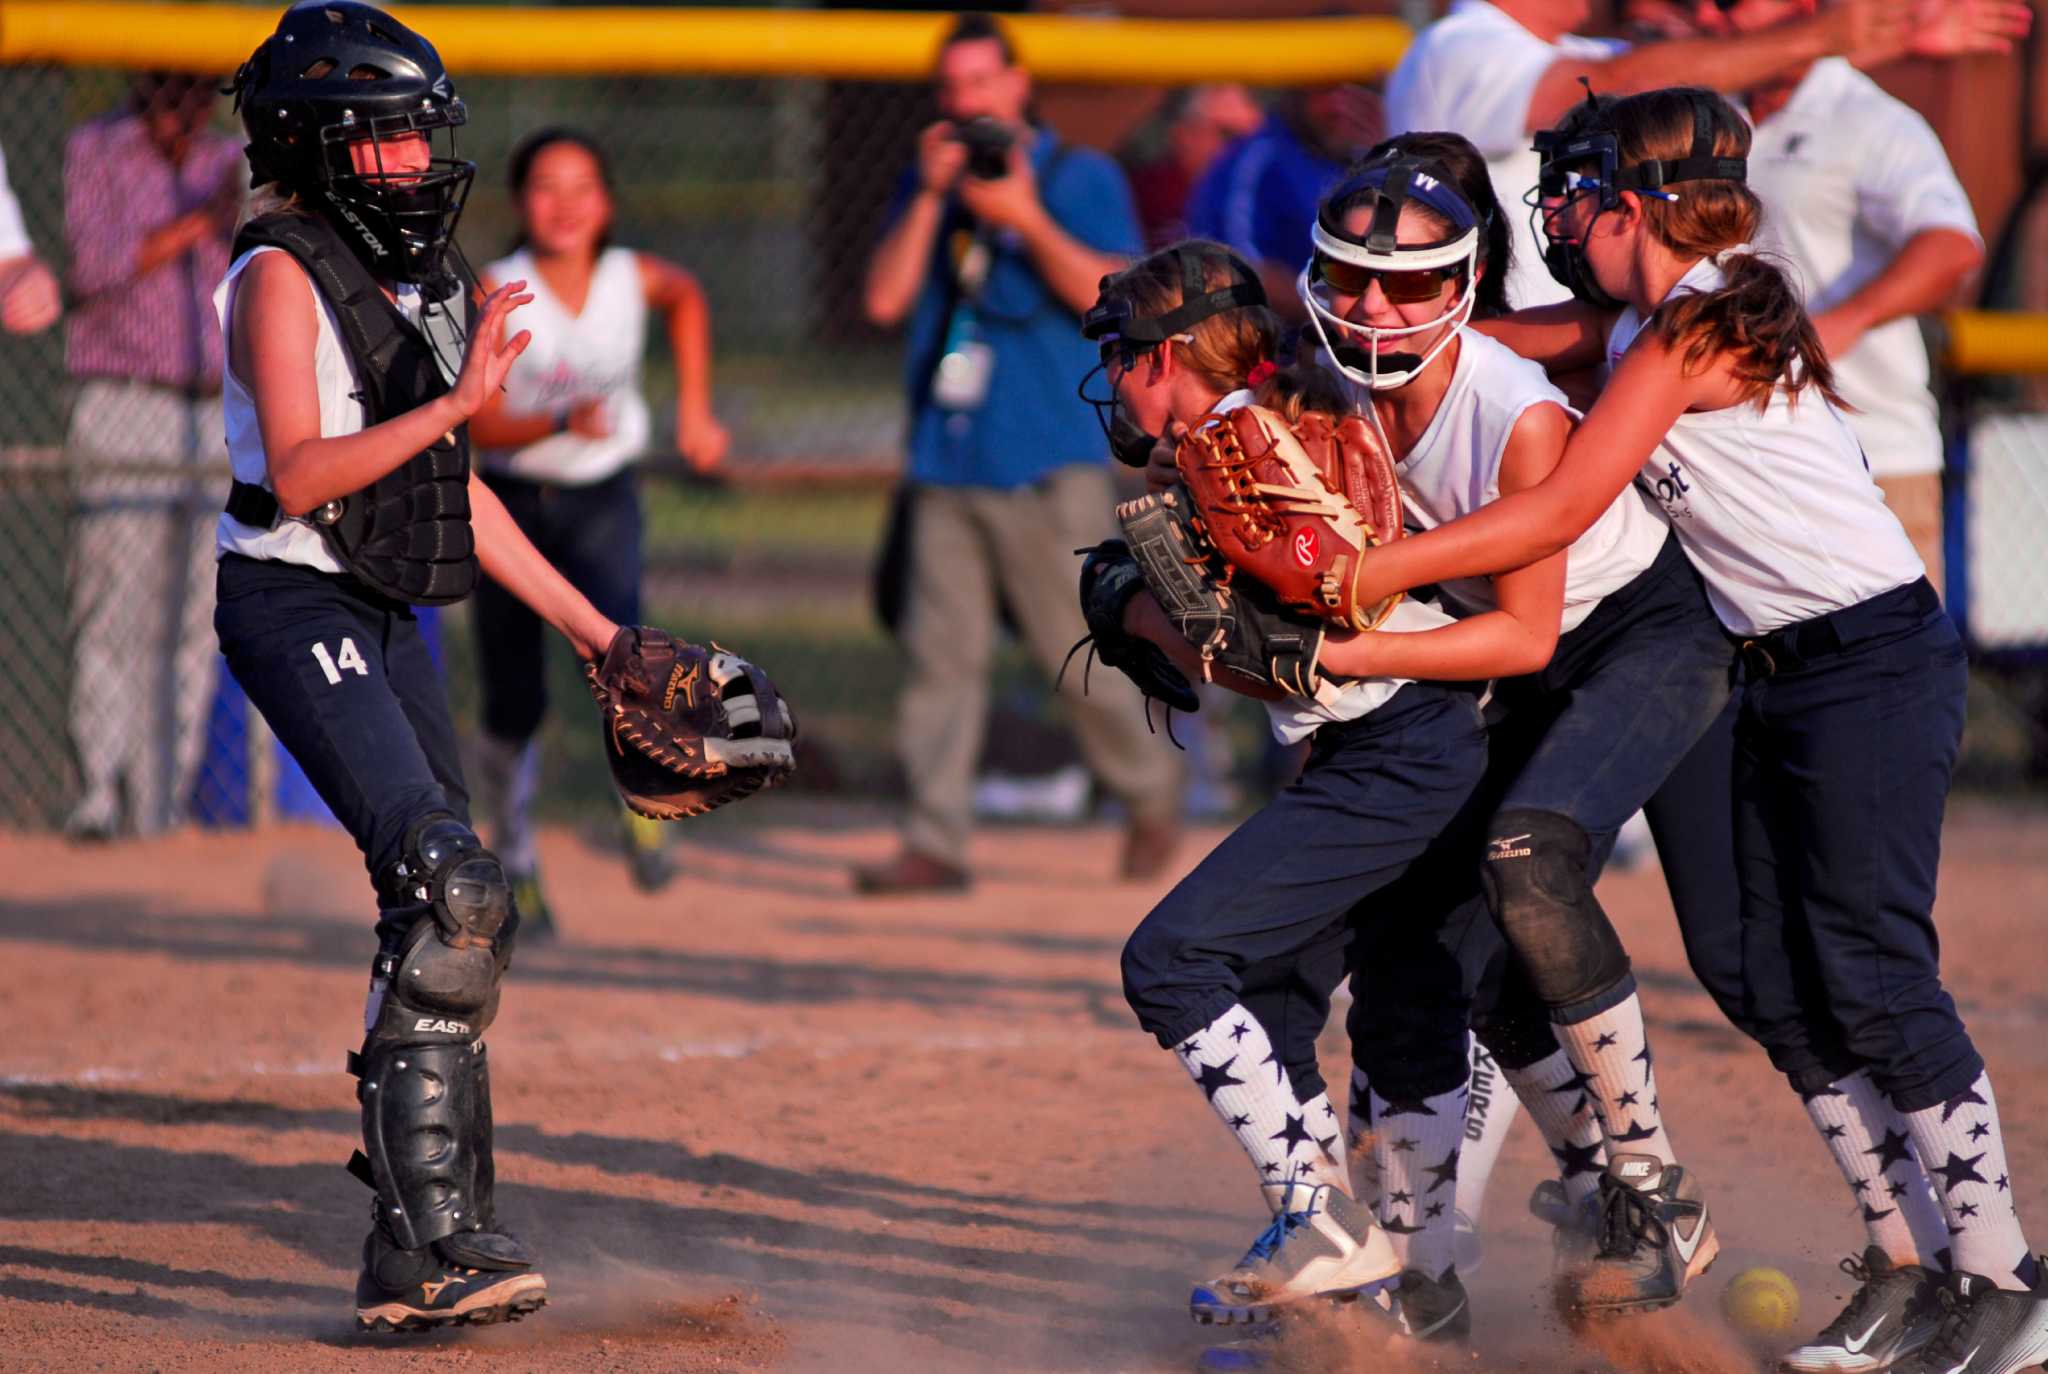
[1479,809,1632,1017]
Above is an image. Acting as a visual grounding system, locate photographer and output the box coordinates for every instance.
[857,12,1184,894]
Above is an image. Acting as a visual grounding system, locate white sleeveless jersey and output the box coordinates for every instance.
[1608,257,1923,635]
[215,245,426,572]
[1329,329,1670,632]
[480,246,650,486]
[1192,390,1465,744]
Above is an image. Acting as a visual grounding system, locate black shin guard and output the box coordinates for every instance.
[1479,809,1631,1012]
[350,815,529,1260]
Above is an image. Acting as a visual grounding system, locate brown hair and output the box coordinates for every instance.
[1598,87,1840,409]
[1096,238,1280,396]
[1249,361,1350,421]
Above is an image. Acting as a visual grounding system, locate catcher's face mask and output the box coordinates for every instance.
[1299,155,1478,392]
[1528,90,1747,308]
[1079,245,1266,467]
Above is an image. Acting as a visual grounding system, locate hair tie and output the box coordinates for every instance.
[1247,359,1278,387]
[1713,241,1754,268]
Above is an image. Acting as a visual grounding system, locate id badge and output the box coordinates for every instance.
[932,339,995,412]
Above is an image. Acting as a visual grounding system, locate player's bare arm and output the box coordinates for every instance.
[1320,402,1575,681]
[237,251,532,516]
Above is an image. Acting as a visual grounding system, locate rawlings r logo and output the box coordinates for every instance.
[1293,528,1319,567]
[663,662,701,711]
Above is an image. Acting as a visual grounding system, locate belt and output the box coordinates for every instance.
[1737,578,1940,678]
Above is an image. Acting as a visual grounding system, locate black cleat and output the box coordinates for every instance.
[354,1223,548,1332]
[1566,1152,1718,1317]
[1780,1247,1942,1373]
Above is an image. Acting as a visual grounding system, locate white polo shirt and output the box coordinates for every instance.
[0,143,32,260]
[1385,0,1619,311]
[1747,58,1981,477]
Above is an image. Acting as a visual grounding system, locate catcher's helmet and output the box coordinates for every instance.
[228,1,473,288]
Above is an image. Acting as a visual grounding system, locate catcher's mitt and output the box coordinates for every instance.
[1118,488,1326,698]
[583,626,797,819]
[1064,539,1201,716]
[1175,404,1404,631]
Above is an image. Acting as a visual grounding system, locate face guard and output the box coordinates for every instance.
[1078,244,1265,467]
[230,1,477,294]
[1527,91,1748,308]
[1298,154,1479,391]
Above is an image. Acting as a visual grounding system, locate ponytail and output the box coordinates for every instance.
[1651,247,1843,410]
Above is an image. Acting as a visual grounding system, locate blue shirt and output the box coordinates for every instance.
[897,130,1141,489]
[1186,114,1345,279]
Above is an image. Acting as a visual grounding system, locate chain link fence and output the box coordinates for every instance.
[2,43,2044,834]
[0,58,1251,835]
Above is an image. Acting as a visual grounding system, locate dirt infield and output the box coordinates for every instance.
[2,800,2044,1373]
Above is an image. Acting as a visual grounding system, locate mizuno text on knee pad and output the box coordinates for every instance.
[1480,809,1630,1009]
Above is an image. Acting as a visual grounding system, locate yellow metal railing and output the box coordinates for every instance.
[0,4,1413,83]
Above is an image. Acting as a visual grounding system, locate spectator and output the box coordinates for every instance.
[857,13,1184,894]
[1124,84,1266,250]
[1698,0,2012,593]
[1383,0,2019,309]
[466,127,731,930]
[1186,84,1384,318]
[62,72,242,838]
[0,141,61,335]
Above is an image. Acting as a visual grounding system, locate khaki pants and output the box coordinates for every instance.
[896,465,1184,866]
[1875,471,1944,599]
[66,378,224,834]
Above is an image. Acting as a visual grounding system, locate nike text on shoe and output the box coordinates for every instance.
[1189,1184,1401,1326]
[1888,1268,2048,1374]
[1780,1247,1941,1373]
[1566,1152,1719,1317]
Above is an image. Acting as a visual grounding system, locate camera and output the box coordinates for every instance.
[951,117,1015,180]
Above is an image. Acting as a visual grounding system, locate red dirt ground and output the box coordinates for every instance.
[1,799,2043,1372]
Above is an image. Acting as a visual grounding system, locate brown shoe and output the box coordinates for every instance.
[854,850,971,895]
[1120,816,1183,881]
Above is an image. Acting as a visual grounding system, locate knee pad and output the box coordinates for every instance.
[1479,809,1631,1011]
[383,814,516,958]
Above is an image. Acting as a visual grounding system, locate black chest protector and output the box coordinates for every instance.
[225,212,478,606]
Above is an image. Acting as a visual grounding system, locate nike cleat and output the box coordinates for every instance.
[1887,1268,2048,1374]
[1565,1152,1718,1317]
[1190,1185,1401,1326]
[1780,1247,1941,1373]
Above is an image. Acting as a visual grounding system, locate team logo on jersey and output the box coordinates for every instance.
[1293,528,1319,568]
[1647,460,1695,520]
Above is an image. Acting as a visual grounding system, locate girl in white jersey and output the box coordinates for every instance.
[1345,88,2048,1374]
[467,128,730,926]
[1260,138,1736,1342]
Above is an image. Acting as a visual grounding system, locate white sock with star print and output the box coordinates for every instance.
[1454,1039,1522,1236]
[1501,1047,1608,1207]
[1897,1072,2036,1290]
[1370,1080,1469,1276]
[1175,1004,1346,1213]
[1554,994,1676,1165]
[1301,1089,1347,1183]
[1802,1070,1947,1266]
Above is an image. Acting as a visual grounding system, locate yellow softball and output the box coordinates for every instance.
[1722,1266,1801,1336]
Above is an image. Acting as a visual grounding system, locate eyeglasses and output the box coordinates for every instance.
[1311,253,1462,304]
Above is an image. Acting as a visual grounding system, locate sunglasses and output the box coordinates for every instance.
[1312,253,1462,304]
[1096,331,1191,373]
